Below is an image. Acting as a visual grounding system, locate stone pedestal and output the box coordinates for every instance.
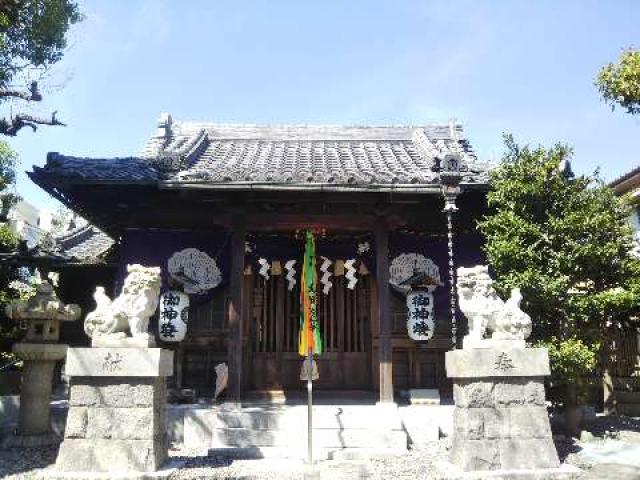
[2,343,67,447]
[54,348,173,475]
[440,347,579,479]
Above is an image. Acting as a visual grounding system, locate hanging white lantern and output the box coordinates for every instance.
[158,290,190,342]
[406,287,435,341]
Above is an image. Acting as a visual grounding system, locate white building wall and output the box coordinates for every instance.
[7,200,53,248]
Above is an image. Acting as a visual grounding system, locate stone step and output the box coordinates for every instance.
[213,427,408,449]
[208,446,407,460]
[215,406,402,430]
[398,405,443,446]
[208,446,330,460]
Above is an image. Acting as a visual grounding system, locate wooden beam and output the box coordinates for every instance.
[246,213,377,231]
[227,216,246,405]
[375,219,394,403]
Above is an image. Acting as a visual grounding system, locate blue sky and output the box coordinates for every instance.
[6,0,640,210]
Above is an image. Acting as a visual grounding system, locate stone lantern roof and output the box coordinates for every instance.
[5,281,80,343]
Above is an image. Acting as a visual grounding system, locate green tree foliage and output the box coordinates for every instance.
[596,48,640,115]
[0,140,17,217]
[0,0,81,136]
[539,337,599,384]
[478,136,640,377]
[0,141,22,362]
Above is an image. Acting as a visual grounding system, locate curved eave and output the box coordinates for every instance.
[29,169,490,195]
[158,180,490,194]
[28,171,157,186]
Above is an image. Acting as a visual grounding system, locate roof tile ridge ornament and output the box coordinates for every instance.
[411,128,442,161]
[411,128,463,174]
[45,151,63,167]
[157,112,173,141]
[140,112,174,160]
[155,128,209,176]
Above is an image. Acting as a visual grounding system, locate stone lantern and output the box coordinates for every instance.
[3,281,81,447]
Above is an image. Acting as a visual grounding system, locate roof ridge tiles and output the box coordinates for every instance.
[31,116,491,193]
[172,121,461,129]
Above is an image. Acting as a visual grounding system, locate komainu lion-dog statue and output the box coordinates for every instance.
[84,264,161,347]
[457,265,532,349]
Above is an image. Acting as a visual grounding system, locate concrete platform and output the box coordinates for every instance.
[179,402,409,459]
[399,404,453,447]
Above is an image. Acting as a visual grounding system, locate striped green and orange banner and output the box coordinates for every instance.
[298,230,323,357]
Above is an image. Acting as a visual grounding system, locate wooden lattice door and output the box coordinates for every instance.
[250,271,372,390]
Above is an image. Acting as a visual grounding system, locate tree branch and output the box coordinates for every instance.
[0,111,66,136]
[0,82,42,102]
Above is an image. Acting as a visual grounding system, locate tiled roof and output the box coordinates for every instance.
[32,154,158,183]
[609,165,640,194]
[31,114,493,192]
[55,225,115,261]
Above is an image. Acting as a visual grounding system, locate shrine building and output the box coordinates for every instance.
[29,114,492,403]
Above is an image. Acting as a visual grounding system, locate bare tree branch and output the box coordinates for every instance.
[0,82,42,102]
[0,111,66,136]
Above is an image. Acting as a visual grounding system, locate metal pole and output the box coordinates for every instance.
[446,209,457,347]
[307,347,313,464]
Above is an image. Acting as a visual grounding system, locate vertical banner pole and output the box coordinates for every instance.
[307,347,313,465]
[446,209,457,347]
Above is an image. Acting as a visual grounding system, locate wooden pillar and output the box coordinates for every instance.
[228,217,246,405]
[375,220,394,403]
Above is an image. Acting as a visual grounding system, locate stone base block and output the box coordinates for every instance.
[446,348,550,378]
[91,334,156,349]
[452,406,553,440]
[450,438,560,471]
[56,438,167,473]
[462,338,526,350]
[65,348,173,377]
[435,461,580,480]
[447,347,561,474]
[56,349,172,474]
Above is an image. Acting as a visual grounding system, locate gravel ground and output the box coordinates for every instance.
[3,416,639,480]
[168,442,448,480]
[0,444,446,480]
[0,441,578,480]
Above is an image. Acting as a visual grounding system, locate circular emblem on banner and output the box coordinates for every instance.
[168,248,222,294]
[389,253,441,294]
